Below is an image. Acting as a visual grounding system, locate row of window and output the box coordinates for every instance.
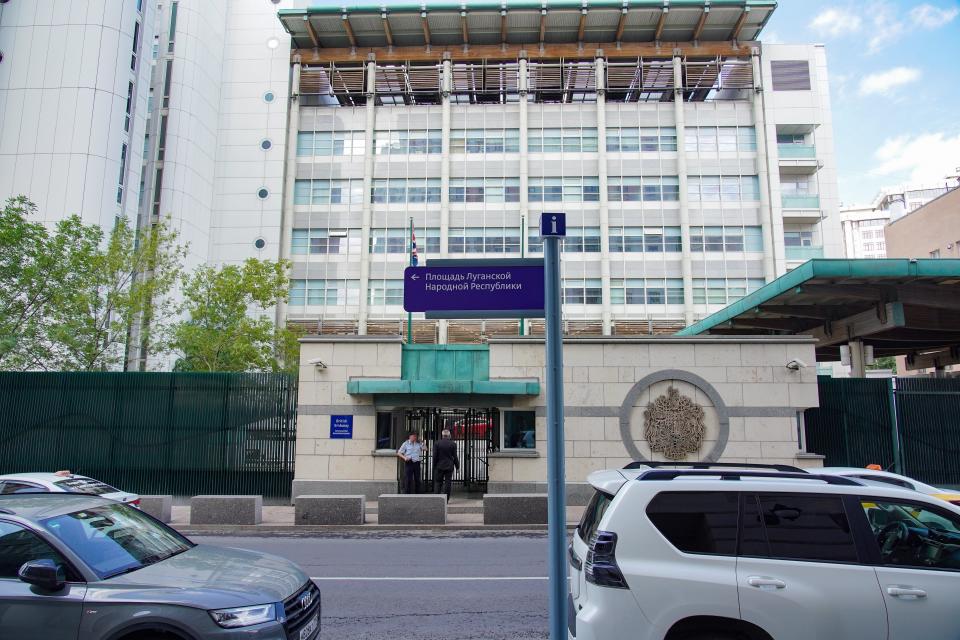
[296,126,757,156]
[292,226,766,255]
[289,277,763,306]
[294,177,758,205]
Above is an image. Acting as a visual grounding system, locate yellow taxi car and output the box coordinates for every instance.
[820,466,960,506]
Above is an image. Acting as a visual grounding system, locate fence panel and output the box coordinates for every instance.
[895,377,960,487]
[804,376,894,468]
[0,372,297,498]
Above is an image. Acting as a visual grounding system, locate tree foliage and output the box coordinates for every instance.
[172,259,300,373]
[0,197,185,371]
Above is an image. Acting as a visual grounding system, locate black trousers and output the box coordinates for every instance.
[434,467,454,500]
[404,460,421,494]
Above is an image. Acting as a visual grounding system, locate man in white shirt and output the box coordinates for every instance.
[397,432,425,494]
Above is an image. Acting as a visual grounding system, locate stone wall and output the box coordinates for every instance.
[294,336,822,493]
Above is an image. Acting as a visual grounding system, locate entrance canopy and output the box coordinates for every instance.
[677,259,960,369]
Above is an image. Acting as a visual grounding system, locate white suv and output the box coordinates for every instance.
[568,463,960,640]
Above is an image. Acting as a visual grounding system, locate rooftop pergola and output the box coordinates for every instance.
[278,1,775,62]
[677,260,960,373]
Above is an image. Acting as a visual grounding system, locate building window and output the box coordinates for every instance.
[449,178,520,203]
[368,279,404,306]
[685,127,756,153]
[448,227,520,254]
[781,177,811,195]
[692,278,765,305]
[502,410,536,449]
[116,143,128,205]
[561,227,602,252]
[562,279,603,304]
[289,279,360,306]
[528,177,600,202]
[930,249,941,258]
[690,226,763,252]
[374,130,441,155]
[371,179,441,204]
[376,412,393,449]
[784,231,815,247]
[370,228,439,255]
[611,279,684,305]
[528,128,598,153]
[776,133,806,145]
[292,229,362,255]
[609,227,682,252]
[167,1,178,53]
[606,127,677,152]
[294,179,365,205]
[687,176,760,202]
[124,81,134,132]
[297,131,365,156]
[607,176,680,202]
[131,22,140,70]
[771,60,811,91]
[450,129,520,153]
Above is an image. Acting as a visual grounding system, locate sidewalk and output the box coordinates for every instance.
[170,498,585,535]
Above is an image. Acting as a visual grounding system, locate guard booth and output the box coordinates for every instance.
[351,344,540,496]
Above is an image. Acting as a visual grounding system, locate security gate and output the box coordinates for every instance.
[398,407,498,494]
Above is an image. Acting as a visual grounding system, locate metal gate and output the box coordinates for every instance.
[398,407,498,494]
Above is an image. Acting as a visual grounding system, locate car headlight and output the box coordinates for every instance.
[209,603,278,628]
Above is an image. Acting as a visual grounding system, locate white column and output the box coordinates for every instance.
[519,56,531,336]
[752,49,778,281]
[438,58,452,344]
[276,58,301,330]
[358,60,377,335]
[595,55,612,335]
[673,54,694,326]
[849,339,866,378]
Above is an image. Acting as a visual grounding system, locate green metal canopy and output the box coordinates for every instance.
[677,259,960,368]
[347,344,540,395]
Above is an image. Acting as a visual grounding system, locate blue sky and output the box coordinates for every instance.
[763,0,960,205]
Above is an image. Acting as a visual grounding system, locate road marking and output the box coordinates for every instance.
[310,576,548,582]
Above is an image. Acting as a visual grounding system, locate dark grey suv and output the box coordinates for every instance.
[0,494,321,640]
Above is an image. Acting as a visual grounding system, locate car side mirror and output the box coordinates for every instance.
[18,559,66,591]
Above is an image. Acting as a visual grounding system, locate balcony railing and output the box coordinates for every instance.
[782,194,820,209]
[785,246,824,261]
[778,144,816,159]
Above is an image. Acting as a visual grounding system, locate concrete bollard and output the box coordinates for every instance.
[295,495,365,525]
[483,493,548,525]
[377,494,447,525]
[190,495,262,525]
[139,495,173,523]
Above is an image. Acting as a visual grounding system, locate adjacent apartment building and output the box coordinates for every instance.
[2,0,844,346]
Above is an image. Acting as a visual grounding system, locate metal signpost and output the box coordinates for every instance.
[540,212,568,640]
[401,216,567,639]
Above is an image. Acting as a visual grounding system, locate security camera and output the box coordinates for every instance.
[785,359,807,371]
[307,358,327,369]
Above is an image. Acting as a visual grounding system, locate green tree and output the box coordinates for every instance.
[0,197,185,371]
[868,355,898,374]
[172,259,300,373]
[50,217,186,371]
[0,197,100,370]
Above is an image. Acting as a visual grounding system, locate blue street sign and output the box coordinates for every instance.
[403,259,545,319]
[540,212,566,237]
[330,415,353,439]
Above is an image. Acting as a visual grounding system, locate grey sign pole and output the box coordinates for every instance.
[541,213,567,640]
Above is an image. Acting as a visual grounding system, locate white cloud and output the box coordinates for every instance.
[763,31,783,44]
[867,3,906,53]
[910,3,960,28]
[809,8,863,37]
[858,66,921,96]
[871,132,960,185]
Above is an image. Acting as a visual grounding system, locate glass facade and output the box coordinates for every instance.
[371,178,442,203]
[529,177,600,202]
[611,278,685,304]
[606,127,677,152]
[290,279,360,306]
[297,131,365,156]
[450,129,520,153]
[374,130,442,155]
[609,227,682,252]
[528,128,598,153]
[692,278,766,304]
[449,178,521,203]
[685,127,757,152]
[687,176,761,202]
[608,176,680,202]
[690,226,764,252]
[292,229,363,255]
[448,227,521,253]
[294,179,364,205]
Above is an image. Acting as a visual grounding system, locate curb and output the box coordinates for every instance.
[173,523,578,536]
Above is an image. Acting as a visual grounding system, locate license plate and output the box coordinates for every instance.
[299,613,319,640]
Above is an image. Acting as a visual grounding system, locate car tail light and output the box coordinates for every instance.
[584,531,628,589]
[129,499,141,508]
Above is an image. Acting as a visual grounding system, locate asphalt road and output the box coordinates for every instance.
[192,532,552,640]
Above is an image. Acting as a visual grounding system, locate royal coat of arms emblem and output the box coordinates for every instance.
[643,385,706,461]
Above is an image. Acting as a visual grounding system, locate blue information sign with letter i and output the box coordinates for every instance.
[330,415,353,439]
[540,212,566,237]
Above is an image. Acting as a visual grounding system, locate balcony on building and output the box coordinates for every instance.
[785,245,825,261]
[776,124,821,175]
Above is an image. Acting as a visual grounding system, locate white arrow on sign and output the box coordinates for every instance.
[410,274,419,280]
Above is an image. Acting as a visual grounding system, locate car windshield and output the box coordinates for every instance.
[53,477,119,495]
[40,503,193,579]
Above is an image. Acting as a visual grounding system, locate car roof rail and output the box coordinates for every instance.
[624,461,805,473]
[636,469,862,486]
[0,507,13,514]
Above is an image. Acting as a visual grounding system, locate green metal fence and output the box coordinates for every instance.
[0,372,297,498]
[805,376,960,487]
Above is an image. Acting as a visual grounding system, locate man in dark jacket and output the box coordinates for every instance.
[433,429,460,501]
